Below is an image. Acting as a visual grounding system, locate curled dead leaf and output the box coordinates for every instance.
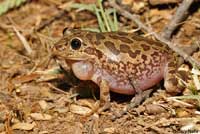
[12,122,36,130]
[70,104,92,115]
[38,100,48,110]
[103,127,115,133]
[30,113,52,121]
[145,104,167,115]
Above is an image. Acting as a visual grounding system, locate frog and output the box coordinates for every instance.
[53,28,187,115]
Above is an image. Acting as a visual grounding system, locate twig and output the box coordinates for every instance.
[35,10,67,31]
[13,26,33,55]
[109,1,149,32]
[161,0,194,39]
[109,0,200,68]
[47,83,68,95]
[149,0,180,6]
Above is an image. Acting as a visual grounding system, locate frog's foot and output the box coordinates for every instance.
[164,60,186,95]
[112,88,154,120]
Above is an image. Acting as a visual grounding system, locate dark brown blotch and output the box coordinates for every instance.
[109,35,119,39]
[131,34,144,41]
[132,34,165,48]
[151,51,159,57]
[128,50,141,58]
[96,33,106,40]
[85,33,93,41]
[168,61,176,67]
[104,41,120,55]
[117,32,128,36]
[84,47,103,59]
[94,40,101,46]
[154,41,165,47]
[177,70,190,81]
[168,77,178,85]
[109,35,133,44]
[120,44,130,53]
[118,37,133,44]
[168,69,176,74]
[141,54,147,61]
[103,92,109,97]
[141,43,150,51]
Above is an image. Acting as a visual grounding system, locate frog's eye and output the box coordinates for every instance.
[70,38,82,50]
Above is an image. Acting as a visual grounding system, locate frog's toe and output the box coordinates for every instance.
[97,101,111,113]
[164,77,184,95]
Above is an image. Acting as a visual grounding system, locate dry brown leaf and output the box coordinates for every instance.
[77,99,97,109]
[38,131,49,134]
[150,9,173,19]
[12,73,41,85]
[54,107,69,113]
[12,122,36,130]
[145,104,167,115]
[30,113,52,121]
[70,104,92,115]
[103,127,115,133]
[38,100,48,110]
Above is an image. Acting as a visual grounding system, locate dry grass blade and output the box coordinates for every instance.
[192,68,200,90]
[13,26,32,55]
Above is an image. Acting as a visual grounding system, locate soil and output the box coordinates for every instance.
[0,0,200,134]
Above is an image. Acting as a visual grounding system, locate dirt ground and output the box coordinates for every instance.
[0,0,200,134]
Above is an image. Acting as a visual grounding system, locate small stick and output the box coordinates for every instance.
[35,10,67,31]
[161,0,195,39]
[109,0,200,68]
[149,0,180,6]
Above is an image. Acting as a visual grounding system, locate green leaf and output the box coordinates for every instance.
[95,8,106,32]
[0,0,27,16]
[70,0,118,32]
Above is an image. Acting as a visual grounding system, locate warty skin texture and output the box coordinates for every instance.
[53,29,183,95]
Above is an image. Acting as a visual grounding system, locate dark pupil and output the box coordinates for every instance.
[71,38,81,50]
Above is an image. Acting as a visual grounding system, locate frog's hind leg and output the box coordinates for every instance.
[164,59,185,95]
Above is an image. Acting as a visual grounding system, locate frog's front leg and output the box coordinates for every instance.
[97,79,111,113]
[85,79,111,116]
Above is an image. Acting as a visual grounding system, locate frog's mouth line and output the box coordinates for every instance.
[53,50,91,61]
[64,56,88,61]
